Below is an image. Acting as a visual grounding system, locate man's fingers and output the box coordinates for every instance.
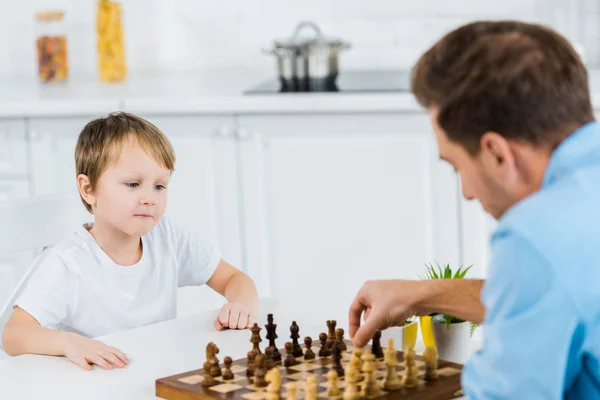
[237,313,249,329]
[214,317,224,330]
[353,309,385,348]
[219,306,231,327]
[348,294,368,339]
[229,307,241,329]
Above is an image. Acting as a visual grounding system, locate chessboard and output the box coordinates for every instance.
[156,315,464,400]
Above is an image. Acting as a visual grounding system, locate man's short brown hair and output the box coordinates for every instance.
[411,20,594,155]
[75,112,176,213]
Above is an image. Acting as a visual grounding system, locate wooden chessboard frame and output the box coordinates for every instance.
[156,339,463,400]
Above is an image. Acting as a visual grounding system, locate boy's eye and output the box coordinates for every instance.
[126,182,139,188]
[155,184,166,190]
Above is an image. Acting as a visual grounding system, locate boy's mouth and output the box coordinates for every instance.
[134,213,153,218]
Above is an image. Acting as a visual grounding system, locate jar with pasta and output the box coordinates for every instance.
[35,10,68,83]
[96,0,127,82]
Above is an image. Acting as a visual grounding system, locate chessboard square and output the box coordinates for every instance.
[437,367,461,377]
[209,383,244,393]
[287,371,316,381]
[230,365,247,374]
[319,380,347,390]
[177,374,204,385]
[241,391,267,400]
[288,363,323,372]
[246,383,269,391]
[214,374,247,383]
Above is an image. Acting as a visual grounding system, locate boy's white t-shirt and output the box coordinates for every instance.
[14,216,220,338]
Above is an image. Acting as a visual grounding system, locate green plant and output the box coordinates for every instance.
[422,262,479,336]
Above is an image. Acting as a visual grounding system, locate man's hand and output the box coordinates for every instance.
[349,280,427,348]
[63,333,129,371]
[214,301,257,331]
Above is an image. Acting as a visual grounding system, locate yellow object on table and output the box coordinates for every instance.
[96,0,126,82]
[420,315,437,349]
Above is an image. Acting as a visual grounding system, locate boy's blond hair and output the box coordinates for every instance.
[75,112,176,213]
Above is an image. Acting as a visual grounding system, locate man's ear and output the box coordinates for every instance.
[480,132,515,170]
[77,174,96,209]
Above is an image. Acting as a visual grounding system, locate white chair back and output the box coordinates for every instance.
[0,193,91,353]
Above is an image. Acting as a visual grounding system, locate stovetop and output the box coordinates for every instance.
[243,69,411,94]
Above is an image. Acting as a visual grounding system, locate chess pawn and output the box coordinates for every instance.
[305,374,318,400]
[423,346,439,381]
[222,356,234,380]
[343,362,360,400]
[247,351,256,379]
[383,338,402,391]
[335,328,347,351]
[327,369,341,397]
[401,348,419,388]
[266,366,282,400]
[265,346,277,370]
[318,332,331,357]
[284,342,298,367]
[253,354,268,387]
[285,382,297,400]
[304,337,316,360]
[360,349,383,398]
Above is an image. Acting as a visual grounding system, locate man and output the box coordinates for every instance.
[348,20,600,399]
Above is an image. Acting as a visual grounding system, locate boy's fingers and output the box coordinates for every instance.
[75,357,92,371]
[103,352,125,368]
[237,313,249,329]
[109,347,129,364]
[229,308,241,328]
[90,355,112,370]
[219,307,231,326]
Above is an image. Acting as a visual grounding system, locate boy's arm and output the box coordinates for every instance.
[2,307,129,370]
[206,259,259,330]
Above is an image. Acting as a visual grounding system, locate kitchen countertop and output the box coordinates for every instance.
[3,67,600,118]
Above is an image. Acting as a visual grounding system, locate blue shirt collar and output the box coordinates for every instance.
[543,121,600,187]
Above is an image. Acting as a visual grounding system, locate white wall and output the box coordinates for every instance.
[1,0,597,80]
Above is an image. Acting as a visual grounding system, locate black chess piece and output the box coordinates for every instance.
[336,328,347,351]
[326,320,337,349]
[290,321,303,357]
[265,313,281,362]
[253,354,268,387]
[331,339,344,377]
[223,356,234,380]
[371,330,384,359]
[318,332,331,357]
[284,341,298,367]
[246,351,256,379]
[304,336,316,360]
[265,346,277,370]
[251,323,262,355]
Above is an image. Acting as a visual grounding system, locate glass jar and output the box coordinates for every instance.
[96,0,127,82]
[35,10,69,83]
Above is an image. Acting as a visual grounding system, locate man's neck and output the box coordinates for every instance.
[88,220,142,266]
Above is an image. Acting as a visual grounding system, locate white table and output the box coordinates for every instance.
[0,299,354,400]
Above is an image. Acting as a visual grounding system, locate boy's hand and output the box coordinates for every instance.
[63,332,129,371]
[214,301,257,331]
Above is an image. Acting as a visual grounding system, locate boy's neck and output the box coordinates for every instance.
[88,220,143,266]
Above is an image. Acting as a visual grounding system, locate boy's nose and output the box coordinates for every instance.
[139,195,156,206]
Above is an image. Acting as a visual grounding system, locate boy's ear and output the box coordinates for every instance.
[77,174,96,208]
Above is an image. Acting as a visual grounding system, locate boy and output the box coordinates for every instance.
[1,112,259,371]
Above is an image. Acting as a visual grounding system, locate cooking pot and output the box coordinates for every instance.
[262,21,351,91]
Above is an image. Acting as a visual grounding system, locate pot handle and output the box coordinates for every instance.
[292,21,324,41]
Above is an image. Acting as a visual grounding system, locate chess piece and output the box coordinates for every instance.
[210,360,222,377]
[360,349,383,397]
[201,373,217,386]
[327,369,341,397]
[247,351,256,379]
[318,332,331,357]
[305,374,318,400]
[349,353,363,382]
[326,320,337,349]
[254,354,268,387]
[266,366,282,400]
[222,356,234,380]
[331,339,344,377]
[343,362,360,400]
[285,382,297,400]
[284,341,298,367]
[383,338,402,391]
[204,342,220,376]
[266,313,282,362]
[304,337,316,360]
[423,346,439,381]
[336,328,347,351]
[371,330,384,359]
[352,346,363,371]
[251,323,263,356]
[290,321,303,357]
[401,347,419,388]
[265,346,277,370]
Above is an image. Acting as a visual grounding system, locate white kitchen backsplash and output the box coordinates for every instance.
[0,0,596,80]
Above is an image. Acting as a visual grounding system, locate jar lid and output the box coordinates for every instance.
[35,10,65,22]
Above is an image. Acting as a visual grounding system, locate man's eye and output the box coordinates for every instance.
[126,182,139,188]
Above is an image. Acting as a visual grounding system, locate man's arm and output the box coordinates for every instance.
[349,278,485,347]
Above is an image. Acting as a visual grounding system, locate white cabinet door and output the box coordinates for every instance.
[237,113,461,319]
[29,117,92,196]
[0,119,28,180]
[136,115,242,316]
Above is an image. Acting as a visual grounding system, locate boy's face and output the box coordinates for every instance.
[91,137,171,237]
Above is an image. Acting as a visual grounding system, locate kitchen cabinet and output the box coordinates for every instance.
[0,119,28,180]
[235,113,462,319]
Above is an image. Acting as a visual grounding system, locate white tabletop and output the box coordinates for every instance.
[0,299,350,400]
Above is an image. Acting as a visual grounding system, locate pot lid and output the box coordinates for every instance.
[274,21,346,48]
